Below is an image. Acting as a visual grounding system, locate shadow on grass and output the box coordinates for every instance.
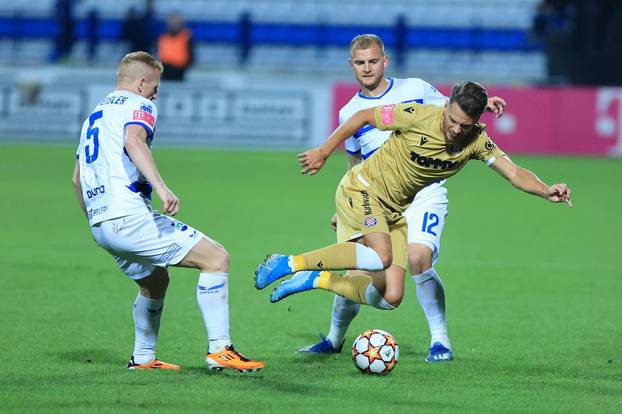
[57,348,120,367]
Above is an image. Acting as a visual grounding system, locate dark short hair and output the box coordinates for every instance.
[448,81,488,119]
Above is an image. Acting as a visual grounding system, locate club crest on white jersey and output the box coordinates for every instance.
[76,90,158,226]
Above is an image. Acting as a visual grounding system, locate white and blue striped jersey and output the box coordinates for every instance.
[339,78,448,201]
[340,78,447,159]
[76,90,158,226]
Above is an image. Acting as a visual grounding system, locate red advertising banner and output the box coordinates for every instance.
[332,83,622,156]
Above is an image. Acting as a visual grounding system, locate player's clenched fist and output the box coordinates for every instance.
[546,183,572,207]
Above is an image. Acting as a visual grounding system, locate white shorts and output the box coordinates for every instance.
[91,209,205,280]
[402,182,448,265]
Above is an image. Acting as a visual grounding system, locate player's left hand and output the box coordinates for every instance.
[546,183,572,208]
[486,96,506,118]
[298,147,327,175]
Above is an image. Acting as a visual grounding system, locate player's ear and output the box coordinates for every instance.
[137,78,145,93]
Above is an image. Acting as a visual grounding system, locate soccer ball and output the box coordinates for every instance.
[352,329,399,375]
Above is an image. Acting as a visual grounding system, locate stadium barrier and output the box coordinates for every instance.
[0,69,330,148]
[333,84,622,156]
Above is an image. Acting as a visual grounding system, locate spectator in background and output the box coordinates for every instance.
[157,13,194,81]
[85,9,100,63]
[121,0,155,54]
[532,0,576,84]
[51,0,76,62]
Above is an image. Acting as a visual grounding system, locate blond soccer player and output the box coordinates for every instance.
[72,51,263,372]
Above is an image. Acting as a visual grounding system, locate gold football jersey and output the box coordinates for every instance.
[351,102,506,215]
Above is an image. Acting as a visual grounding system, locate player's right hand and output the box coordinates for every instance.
[546,183,572,208]
[155,184,180,215]
[330,213,337,231]
[298,147,327,175]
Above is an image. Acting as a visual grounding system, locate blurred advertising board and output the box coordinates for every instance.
[333,83,622,156]
[0,75,329,148]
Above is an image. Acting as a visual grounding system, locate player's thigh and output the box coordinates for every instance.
[403,196,448,267]
[92,210,204,279]
[335,176,390,244]
[175,235,229,273]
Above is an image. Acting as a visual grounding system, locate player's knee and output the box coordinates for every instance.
[408,248,433,275]
[199,245,230,273]
[138,267,169,299]
[382,290,403,308]
[377,250,393,270]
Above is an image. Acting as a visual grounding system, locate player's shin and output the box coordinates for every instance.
[132,293,165,364]
[316,271,393,310]
[293,242,384,272]
[327,294,360,348]
[197,272,232,353]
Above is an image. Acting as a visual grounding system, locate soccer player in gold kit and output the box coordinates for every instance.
[255,81,572,311]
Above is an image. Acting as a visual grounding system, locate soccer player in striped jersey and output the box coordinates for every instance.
[72,51,263,372]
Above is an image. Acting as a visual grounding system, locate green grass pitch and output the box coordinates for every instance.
[1,144,620,413]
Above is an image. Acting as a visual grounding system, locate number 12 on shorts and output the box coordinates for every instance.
[421,212,439,236]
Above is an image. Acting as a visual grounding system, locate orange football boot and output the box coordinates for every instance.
[206,345,264,372]
[127,356,181,370]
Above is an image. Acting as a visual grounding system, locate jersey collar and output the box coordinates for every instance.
[357,78,394,100]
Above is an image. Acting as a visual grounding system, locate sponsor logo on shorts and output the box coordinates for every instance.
[171,221,188,231]
[361,190,372,216]
[363,216,378,227]
[410,150,455,170]
[380,104,395,125]
[158,243,182,264]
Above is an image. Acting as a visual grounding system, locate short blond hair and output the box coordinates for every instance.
[350,34,385,56]
[117,51,163,83]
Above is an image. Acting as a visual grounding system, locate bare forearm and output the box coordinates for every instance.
[71,161,87,216]
[124,136,165,188]
[320,109,376,157]
[73,182,87,216]
[509,167,549,198]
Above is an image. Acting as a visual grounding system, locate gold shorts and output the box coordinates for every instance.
[335,172,407,270]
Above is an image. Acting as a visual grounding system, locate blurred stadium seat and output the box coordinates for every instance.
[0,0,544,84]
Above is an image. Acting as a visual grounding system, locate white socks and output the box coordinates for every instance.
[355,243,385,271]
[412,267,451,349]
[197,272,232,353]
[132,293,164,364]
[327,295,360,347]
[364,283,395,310]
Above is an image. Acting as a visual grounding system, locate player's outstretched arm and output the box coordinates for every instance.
[486,96,507,118]
[298,107,376,175]
[124,125,180,215]
[71,160,87,216]
[490,156,572,207]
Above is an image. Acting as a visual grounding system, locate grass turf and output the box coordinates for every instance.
[0,144,620,413]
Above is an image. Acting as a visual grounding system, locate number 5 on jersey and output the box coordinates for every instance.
[85,110,103,164]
